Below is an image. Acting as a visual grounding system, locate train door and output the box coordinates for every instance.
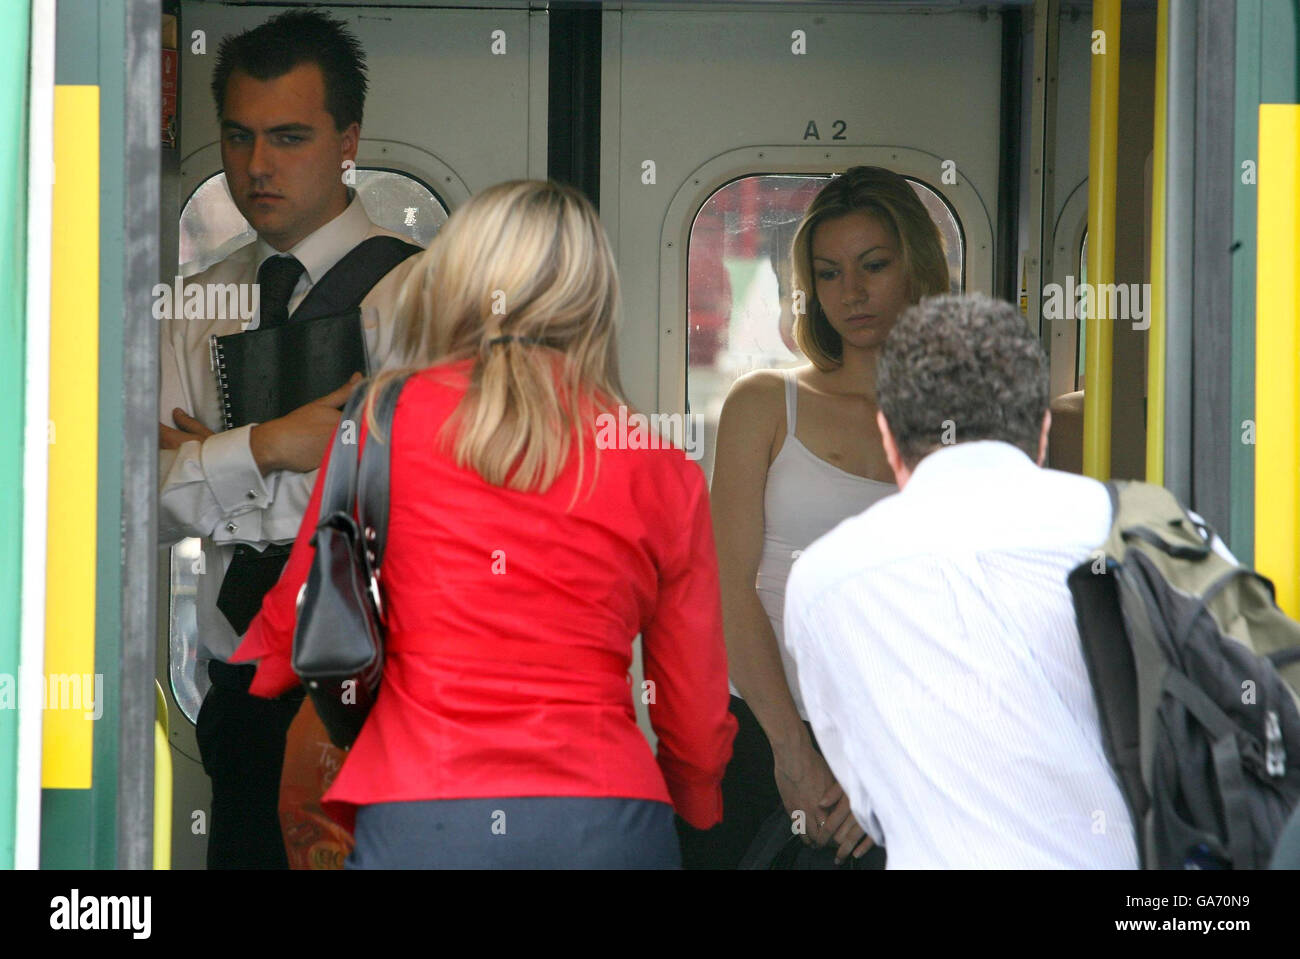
[1040,2,1156,481]
[598,3,1002,744]
[159,1,548,868]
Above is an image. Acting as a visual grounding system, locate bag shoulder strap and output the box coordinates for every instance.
[356,374,413,571]
[1067,561,1149,863]
[317,385,369,522]
[291,235,423,323]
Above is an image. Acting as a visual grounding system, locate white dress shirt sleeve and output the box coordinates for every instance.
[156,290,325,549]
[783,561,887,848]
[157,426,315,548]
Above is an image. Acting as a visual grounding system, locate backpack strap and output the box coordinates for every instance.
[1068,561,1149,864]
[1106,480,1213,561]
[292,235,423,323]
[1123,524,1212,561]
[1163,669,1254,867]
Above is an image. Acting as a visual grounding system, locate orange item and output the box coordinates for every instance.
[279,697,355,869]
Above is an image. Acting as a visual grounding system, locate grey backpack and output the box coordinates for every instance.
[1068,480,1300,869]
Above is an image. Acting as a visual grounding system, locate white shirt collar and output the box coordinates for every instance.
[253,189,373,284]
[902,440,1038,497]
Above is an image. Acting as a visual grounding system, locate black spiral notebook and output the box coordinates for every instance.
[205,235,423,431]
[209,308,369,430]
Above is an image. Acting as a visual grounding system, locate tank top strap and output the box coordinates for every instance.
[782,368,798,435]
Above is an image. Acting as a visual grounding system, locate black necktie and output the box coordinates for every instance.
[256,255,306,329]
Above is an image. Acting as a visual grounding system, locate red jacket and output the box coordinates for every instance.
[232,360,736,832]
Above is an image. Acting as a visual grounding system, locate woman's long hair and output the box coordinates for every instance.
[364,180,625,501]
[790,166,950,370]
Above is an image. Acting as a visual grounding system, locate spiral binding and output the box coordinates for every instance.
[210,334,235,432]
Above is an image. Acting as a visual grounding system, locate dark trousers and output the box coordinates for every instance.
[195,659,304,870]
[675,695,886,869]
[347,797,681,869]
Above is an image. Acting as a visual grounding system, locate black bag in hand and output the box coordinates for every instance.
[292,374,410,749]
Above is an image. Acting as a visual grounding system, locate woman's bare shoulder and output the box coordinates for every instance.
[722,368,790,414]
[714,369,798,465]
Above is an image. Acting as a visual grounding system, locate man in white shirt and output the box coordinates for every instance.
[158,10,423,869]
[783,293,1139,869]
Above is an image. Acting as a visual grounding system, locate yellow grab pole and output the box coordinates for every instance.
[1084,0,1121,479]
[1255,104,1300,617]
[153,723,172,869]
[1145,0,1168,486]
[153,681,172,869]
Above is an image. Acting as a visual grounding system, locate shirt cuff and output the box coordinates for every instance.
[200,424,272,515]
[663,774,725,831]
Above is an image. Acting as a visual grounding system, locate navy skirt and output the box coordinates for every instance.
[346,797,681,869]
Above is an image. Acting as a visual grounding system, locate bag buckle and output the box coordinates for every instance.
[369,572,385,622]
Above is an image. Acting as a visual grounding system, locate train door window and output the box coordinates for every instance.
[687,173,964,482]
[168,169,447,724]
[179,169,447,275]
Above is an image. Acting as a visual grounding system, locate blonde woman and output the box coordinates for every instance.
[234,181,737,868]
[679,167,950,868]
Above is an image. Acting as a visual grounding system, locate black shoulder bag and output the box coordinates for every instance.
[292,373,411,749]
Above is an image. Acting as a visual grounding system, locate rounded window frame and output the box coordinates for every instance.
[659,145,995,414]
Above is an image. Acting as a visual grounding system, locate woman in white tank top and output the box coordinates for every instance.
[677,167,952,869]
